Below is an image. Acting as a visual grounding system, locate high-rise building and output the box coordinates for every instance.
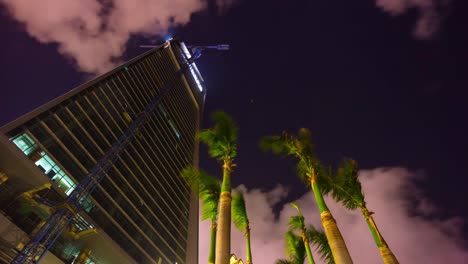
[0,40,204,264]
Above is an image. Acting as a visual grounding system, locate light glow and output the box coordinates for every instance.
[180,42,204,92]
[189,64,204,92]
[180,42,192,59]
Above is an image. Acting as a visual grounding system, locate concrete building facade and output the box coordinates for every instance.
[0,40,204,264]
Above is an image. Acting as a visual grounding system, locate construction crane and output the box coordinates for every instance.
[12,40,229,263]
[140,42,230,61]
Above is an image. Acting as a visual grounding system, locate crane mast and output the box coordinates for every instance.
[12,40,228,263]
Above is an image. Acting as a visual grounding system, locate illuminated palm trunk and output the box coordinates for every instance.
[311,176,353,264]
[245,227,252,264]
[208,220,217,264]
[361,208,399,264]
[215,163,232,264]
[302,233,315,264]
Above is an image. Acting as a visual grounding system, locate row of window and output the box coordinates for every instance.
[7,44,199,264]
[11,133,96,264]
[12,133,77,196]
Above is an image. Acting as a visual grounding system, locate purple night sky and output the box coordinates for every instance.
[1,0,467,263]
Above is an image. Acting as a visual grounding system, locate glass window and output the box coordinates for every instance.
[168,120,181,139]
[33,151,77,196]
[11,133,37,156]
[158,104,168,117]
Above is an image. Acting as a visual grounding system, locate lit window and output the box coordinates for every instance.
[11,133,77,195]
[34,151,77,195]
[168,120,181,139]
[11,134,95,215]
[11,133,37,156]
[158,104,168,117]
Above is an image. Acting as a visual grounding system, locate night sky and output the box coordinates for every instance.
[1,0,468,248]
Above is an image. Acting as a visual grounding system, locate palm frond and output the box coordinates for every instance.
[328,158,365,210]
[297,128,313,146]
[275,259,293,264]
[200,189,219,220]
[261,129,332,186]
[295,159,310,183]
[288,215,305,231]
[198,111,238,160]
[231,191,249,232]
[314,162,333,195]
[294,128,314,157]
[305,225,335,264]
[212,111,238,142]
[285,231,306,264]
[180,167,220,220]
[290,202,302,215]
[180,167,200,187]
[288,203,305,231]
[259,133,292,156]
[198,130,224,158]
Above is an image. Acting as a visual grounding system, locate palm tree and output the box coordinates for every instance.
[288,203,316,264]
[181,167,220,264]
[276,231,306,264]
[328,159,399,264]
[261,128,353,264]
[306,225,335,264]
[232,191,252,264]
[288,203,335,264]
[199,111,238,264]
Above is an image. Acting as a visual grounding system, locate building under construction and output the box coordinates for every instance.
[0,40,204,263]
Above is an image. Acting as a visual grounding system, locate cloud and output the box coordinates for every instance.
[374,0,449,39]
[198,168,468,263]
[0,0,235,74]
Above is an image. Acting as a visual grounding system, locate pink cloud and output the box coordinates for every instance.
[0,0,236,74]
[374,0,449,39]
[199,168,468,263]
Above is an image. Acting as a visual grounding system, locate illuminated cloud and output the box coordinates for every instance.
[374,0,449,39]
[0,0,236,74]
[199,168,468,263]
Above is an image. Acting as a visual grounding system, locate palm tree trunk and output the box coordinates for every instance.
[303,236,315,264]
[321,211,353,264]
[311,176,353,264]
[361,207,399,264]
[245,227,252,264]
[208,220,217,264]
[215,162,232,264]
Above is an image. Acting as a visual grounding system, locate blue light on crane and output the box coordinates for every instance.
[163,34,173,42]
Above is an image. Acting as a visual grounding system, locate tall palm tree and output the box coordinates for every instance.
[261,128,353,264]
[328,159,399,264]
[288,203,316,264]
[276,231,306,264]
[199,111,238,264]
[232,191,252,264]
[181,167,220,264]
